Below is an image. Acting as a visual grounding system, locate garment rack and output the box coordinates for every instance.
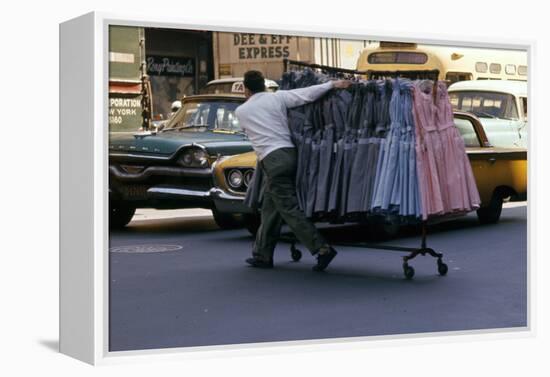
[280,60,447,280]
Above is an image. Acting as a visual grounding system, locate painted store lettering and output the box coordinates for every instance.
[238,46,290,59]
[233,33,293,60]
[110,98,141,108]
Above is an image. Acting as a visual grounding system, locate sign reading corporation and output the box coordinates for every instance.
[233,34,292,60]
[146,56,195,77]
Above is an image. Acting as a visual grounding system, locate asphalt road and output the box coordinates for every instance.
[109,204,527,352]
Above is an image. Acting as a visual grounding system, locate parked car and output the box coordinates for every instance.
[448,80,527,148]
[109,93,252,229]
[200,77,279,95]
[212,111,527,235]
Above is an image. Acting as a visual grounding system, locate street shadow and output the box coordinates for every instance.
[38,339,59,353]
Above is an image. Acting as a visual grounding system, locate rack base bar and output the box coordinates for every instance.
[278,235,448,280]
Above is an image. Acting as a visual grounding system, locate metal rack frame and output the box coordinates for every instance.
[281,59,447,280]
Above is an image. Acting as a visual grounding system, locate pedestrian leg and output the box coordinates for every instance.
[253,190,284,262]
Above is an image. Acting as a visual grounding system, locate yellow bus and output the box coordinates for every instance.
[356,42,527,84]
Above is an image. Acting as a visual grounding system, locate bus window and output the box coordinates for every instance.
[368,51,428,64]
[475,62,488,73]
[490,63,502,74]
[445,72,473,83]
[505,64,516,75]
[518,65,528,76]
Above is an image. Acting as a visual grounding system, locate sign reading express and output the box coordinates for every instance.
[234,34,292,60]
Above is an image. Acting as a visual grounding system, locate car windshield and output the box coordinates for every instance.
[449,91,519,120]
[164,100,242,132]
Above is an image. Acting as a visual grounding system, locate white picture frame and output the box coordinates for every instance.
[59,11,534,365]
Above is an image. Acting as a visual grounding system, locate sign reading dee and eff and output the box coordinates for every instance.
[233,34,292,60]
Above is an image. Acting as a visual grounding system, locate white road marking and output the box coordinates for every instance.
[131,208,213,223]
[503,201,527,209]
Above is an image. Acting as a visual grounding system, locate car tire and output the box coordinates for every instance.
[212,209,242,229]
[477,193,503,224]
[243,213,261,236]
[109,203,136,229]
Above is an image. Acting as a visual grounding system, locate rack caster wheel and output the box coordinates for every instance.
[437,259,448,276]
[290,245,302,262]
[403,264,415,280]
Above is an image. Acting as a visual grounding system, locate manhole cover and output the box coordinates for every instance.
[109,244,183,254]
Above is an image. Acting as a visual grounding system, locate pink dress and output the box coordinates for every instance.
[434,82,480,213]
[412,81,480,220]
[413,81,444,220]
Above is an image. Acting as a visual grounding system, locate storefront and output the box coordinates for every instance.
[145,28,214,119]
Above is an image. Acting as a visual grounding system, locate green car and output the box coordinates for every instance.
[109,93,251,229]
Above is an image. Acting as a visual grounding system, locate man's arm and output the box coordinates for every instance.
[276,80,352,109]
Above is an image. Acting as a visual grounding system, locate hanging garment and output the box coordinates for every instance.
[306,128,322,217]
[434,81,480,214]
[339,83,363,217]
[346,83,373,214]
[326,89,352,217]
[314,97,336,214]
[243,162,264,211]
[371,78,421,220]
[412,80,444,219]
[412,80,480,220]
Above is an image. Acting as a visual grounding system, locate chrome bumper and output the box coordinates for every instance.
[148,186,252,213]
[109,165,212,182]
[209,188,252,214]
[110,185,252,213]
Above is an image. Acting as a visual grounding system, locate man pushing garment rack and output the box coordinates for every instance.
[235,70,352,271]
[236,60,456,280]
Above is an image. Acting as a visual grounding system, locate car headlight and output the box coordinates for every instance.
[227,169,244,189]
[243,169,254,187]
[178,148,209,168]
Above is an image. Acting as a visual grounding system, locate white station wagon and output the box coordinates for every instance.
[448,80,527,148]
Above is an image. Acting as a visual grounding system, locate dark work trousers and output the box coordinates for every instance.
[253,147,328,262]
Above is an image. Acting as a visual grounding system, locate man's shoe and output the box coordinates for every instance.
[246,257,274,269]
[312,247,337,272]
